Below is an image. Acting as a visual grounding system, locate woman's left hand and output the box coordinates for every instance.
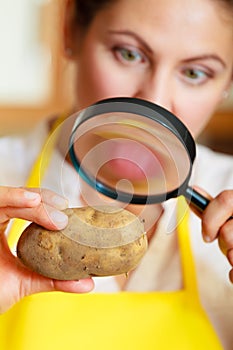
[0,186,94,314]
[192,188,233,283]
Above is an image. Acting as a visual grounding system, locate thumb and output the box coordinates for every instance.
[0,230,94,314]
[21,273,95,297]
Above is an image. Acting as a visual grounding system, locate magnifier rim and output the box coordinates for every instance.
[69,97,196,204]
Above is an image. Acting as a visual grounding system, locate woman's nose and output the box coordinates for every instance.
[134,74,174,113]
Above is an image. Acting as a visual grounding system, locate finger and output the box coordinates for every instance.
[227,248,233,266]
[19,274,94,300]
[0,221,10,235]
[201,190,233,242]
[0,222,12,253]
[53,279,95,293]
[1,204,68,230]
[218,235,228,255]
[25,188,68,210]
[0,254,94,314]
[229,268,233,284]
[219,219,233,251]
[0,187,41,208]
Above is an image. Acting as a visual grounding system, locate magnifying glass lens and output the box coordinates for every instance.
[70,107,191,203]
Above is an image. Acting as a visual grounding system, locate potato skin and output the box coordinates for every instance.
[17,207,147,280]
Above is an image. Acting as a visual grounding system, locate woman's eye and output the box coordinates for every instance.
[114,47,146,64]
[182,68,210,85]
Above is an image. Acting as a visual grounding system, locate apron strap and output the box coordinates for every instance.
[177,196,199,297]
[7,115,66,248]
[6,117,200,301]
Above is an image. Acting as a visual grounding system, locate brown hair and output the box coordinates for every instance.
[74,0,114,29]
[74,0,233,29]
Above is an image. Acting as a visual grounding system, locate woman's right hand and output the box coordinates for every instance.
[0,186,94,314]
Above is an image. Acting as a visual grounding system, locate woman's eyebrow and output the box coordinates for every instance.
[108,31,227,69]
[182,55,226,68]
[108,30,153,53]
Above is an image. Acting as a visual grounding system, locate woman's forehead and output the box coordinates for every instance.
[92,0,233,32]
[88,0,233,61]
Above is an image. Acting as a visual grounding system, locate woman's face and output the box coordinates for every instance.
[67,0,233,138]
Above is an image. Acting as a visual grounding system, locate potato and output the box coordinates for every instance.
[17,206,147,280]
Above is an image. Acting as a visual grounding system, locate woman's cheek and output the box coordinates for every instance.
[177,93,221,138]
[75,57,119,108]
[75,52,140,108]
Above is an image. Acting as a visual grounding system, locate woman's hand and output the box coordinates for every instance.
[190,187,233,283]
[0,186,94,314]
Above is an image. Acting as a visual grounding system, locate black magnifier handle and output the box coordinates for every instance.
[185,187,210,212]
[185,187,233,220]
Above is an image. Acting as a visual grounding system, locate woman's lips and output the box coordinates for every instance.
[99,140,164,182]
[106,158,148,181]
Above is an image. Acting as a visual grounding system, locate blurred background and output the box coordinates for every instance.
[0,0,232,155]
[0,0,74,134]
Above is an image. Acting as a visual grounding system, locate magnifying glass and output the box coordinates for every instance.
[69,97,210,213]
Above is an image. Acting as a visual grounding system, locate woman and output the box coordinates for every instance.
[0,0,233,348]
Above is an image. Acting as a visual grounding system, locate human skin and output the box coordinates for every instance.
[0,188,94,314]
[65,0,233,273]
[0,0,233,313]
[67,0,233,137]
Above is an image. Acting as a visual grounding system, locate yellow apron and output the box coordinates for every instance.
[0,118,223,349]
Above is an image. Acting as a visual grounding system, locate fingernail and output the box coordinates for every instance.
[50,210,68,229]
[24,191,40,201]
[52,195,69,209]
[203,234,212,243]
